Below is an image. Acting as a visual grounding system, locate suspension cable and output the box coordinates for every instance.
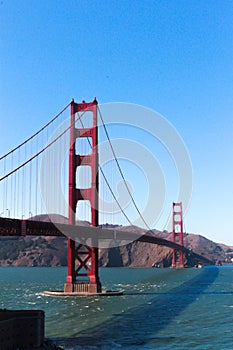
[0,101,71,161]
[0,109,86,182]
[77,113,134,226]
[97,106,153,232]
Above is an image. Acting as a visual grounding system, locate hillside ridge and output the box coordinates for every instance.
[0,220,232,267]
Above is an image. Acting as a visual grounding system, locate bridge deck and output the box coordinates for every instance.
[0,217,213,265]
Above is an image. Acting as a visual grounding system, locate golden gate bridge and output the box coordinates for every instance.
[0,99,212,295]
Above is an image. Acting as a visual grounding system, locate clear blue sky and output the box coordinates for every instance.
[0,0,232,245]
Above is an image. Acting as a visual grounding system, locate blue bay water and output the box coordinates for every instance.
[0,266,232,349]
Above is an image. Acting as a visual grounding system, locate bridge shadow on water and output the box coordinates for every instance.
[53,267,219,348]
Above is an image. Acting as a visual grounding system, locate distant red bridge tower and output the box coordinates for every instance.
[172,202,184,268]
[64,98,101,293]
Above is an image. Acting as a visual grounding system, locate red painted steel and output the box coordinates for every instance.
[65,98,101,292]
[172,202,184,268]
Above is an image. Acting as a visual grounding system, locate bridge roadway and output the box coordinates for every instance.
[0,217,213,265]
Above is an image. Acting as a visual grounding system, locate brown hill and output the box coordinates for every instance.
[0,222,232,267]
[99,226,233,267]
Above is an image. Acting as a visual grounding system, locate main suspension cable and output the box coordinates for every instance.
[0,101,71,161]
[77,112,134,226]
[97,106,153,232]
[0,109,86,182]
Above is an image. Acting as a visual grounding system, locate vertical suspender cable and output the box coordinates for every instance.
[39,132,45,214]
[98,106,153,231]
[35,136,38,217]
[58,125,62,217]
[3,157,6,215]
[13,152,16,218]
[29,139,32,218]
[11,152,13,218]
[21,144,26,218]
[17,148,20,218]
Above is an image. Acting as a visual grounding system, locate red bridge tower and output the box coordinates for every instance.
[172,202,184,268]
[64,98,101,293]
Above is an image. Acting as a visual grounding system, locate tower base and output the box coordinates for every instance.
[172,263,185,268]
[64,282,102,294]
[44,290,123,296]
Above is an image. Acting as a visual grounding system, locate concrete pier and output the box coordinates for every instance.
[44,289,123,296]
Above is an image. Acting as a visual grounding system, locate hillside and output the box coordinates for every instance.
[99,226,233,267]
[0,223,232,267]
